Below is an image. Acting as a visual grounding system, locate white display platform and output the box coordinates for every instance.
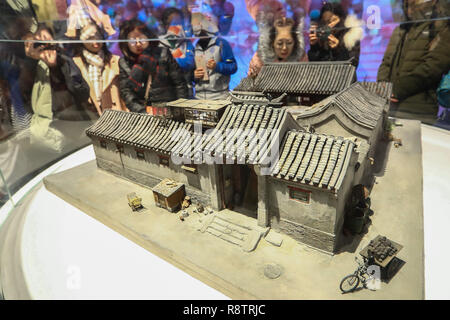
[421,125,450,300]
[0,147,228,300]
[0,124,449,299]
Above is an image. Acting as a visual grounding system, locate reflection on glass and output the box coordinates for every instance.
[0,166,14,208]
[0,0,449,207]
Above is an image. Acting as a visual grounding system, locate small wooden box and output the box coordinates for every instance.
[152,179,185,212]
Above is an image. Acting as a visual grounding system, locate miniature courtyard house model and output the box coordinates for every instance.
[87,110,385,252]
[85,62,390,253]
[41,50,426,298]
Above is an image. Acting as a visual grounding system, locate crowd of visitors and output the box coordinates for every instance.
[0,0,449,143]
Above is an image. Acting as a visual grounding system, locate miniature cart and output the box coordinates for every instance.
[127,192,143,211]
[152,179,185,213]
[359,235,403,280]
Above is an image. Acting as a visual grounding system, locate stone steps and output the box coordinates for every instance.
[199,212,268,252]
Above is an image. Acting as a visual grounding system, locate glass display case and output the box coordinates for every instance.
[0,0,449,300]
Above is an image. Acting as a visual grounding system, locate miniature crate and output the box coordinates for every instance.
[152,179,185,212]
[359,235,403,268]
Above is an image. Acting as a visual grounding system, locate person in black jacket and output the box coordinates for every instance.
[118,19,188,113]
[0,1,38,133]
[21,25,93,152]
[24,26,92,121]
[308,2,363,68]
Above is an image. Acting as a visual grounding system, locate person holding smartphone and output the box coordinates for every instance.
[192,12,237,100]
[25,25,92,120]
[23,25,93,150]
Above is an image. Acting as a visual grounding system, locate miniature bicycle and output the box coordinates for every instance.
[339,256,373,293]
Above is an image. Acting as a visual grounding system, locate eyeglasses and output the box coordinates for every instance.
[128,38,149,46]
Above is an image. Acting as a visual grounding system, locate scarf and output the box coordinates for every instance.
[129,48,158,94]
[82,49,104,105]
[159,25,188,59]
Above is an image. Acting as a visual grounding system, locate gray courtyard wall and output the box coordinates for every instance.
[267,178,338,253]
[92,139,216,206]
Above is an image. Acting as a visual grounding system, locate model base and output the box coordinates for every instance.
[44,120,424,299]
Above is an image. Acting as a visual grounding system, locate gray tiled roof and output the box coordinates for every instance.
[87,109,355,191]
[200,103,293,163]
[86,110,195,155]
[233,76,257,92]
[228,91,285,106]
[360,81,393,101]
[230,92,269,102]
[253,61,356,95]
[273,131,355,191]
[297,83,386,129]
[86,106,296,163]
[165,98,232,110]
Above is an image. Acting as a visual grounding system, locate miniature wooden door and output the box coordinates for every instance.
[159,196,166,208]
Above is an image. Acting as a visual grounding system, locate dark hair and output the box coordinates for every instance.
[320,2,348,21]
[269,19,299,60]
[161,7,184,30]
[319,2,348,37]
[35,23,54,37]
[74,23,112,64]
[118,19,158,60]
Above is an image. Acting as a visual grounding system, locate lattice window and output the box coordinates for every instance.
[136,149,145,160]
[288,186,311,204]
[159,155,169,166]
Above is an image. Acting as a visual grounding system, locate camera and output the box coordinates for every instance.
[33,42,59,51]
[315,24,332,41]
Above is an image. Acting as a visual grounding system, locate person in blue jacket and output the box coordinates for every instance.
[160,7,196,98]
[211,0,235,36]
[192,12,237,100]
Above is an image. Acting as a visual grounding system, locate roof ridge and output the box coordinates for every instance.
[287,129,352,144]
[254,63,356,94]
[296,82,385,129]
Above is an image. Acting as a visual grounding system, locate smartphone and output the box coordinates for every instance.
[310,22,318,34]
